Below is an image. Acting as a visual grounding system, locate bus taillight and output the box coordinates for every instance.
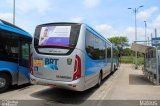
[29,53,33,74]
[73,55,81,80]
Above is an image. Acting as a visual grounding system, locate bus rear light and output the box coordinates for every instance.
[73,55,81,80]
[29,53,33,74]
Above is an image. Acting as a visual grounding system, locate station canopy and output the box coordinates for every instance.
[131,43,155,53]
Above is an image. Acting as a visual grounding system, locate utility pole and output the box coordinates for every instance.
[148,37,150,46]
[128,5,143,69]
[151,33,153,45]
[13,0,15,25]
[144,21,147,45]
[155,28,157,38]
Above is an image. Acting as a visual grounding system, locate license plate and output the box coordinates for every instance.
[33,60,43,66]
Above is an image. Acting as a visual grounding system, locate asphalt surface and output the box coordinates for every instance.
[0,64,160,106]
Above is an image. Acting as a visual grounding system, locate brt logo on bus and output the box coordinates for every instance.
[44,58,59,70]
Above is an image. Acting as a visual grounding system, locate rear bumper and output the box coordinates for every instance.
[30,74,85,91]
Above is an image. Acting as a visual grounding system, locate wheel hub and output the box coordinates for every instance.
[0,78,6,88]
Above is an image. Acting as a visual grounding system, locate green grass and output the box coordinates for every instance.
[120,56,144,65]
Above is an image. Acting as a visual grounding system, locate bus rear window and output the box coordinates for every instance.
[39,26,71,46]
[34,24,81,55]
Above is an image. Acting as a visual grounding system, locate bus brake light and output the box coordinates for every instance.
[29,53,33,74]
[73,55,81,80]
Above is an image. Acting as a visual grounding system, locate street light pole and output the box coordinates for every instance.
[144,21,147,45]
[134,8,137,41]
[148,37,150,46]
[13,0,15,25]
[128,5,143,69]
[134,8,138,69]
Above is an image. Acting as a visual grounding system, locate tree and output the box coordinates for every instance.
[108,36,129,50]
[108,36,129,56]
[122,48,134,56]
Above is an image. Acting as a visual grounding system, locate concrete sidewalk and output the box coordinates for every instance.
[103,64,160,100]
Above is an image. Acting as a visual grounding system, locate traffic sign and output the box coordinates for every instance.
[152,37,160,46]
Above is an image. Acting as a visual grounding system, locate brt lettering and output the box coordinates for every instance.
[45,58,59,65]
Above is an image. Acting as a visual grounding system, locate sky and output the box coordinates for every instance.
[0,0,160,44]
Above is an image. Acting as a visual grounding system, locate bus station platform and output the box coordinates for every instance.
[100,64,160,100]
[131,43,160,85]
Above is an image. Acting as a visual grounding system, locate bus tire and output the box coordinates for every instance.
[96,72,102,87]
[114,65,116,71]
[0,73,11,93]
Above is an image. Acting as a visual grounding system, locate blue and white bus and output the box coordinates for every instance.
[0,19,32,92]
[30,23,119,91]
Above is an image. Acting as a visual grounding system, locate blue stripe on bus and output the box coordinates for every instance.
[0,61,18,72]
[85,54,111,76]
[19,66,30,80]
[0,23,32,38]
[0,61,30,80]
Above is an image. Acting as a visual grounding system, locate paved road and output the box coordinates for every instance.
[0,64,160,106]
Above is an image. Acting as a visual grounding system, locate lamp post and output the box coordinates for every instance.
[144,21,147,45]
[128,5,143,69]
[13,0,15,25]
[148,37,150,46]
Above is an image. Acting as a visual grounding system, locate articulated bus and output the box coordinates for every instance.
[30,23,119,91]
[0,19,32,92]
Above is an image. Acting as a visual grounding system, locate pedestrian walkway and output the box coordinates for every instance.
[104,64,160,100]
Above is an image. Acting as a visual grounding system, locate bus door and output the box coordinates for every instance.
[18,42,30,85]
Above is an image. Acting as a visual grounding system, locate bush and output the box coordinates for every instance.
[120,56,144,64]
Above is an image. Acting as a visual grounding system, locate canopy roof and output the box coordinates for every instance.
[131,43,155,53]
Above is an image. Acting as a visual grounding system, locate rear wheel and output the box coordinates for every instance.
[114,65,116,71]
[96,72,102,87]
[113,65,116,71]
[0,73,11,93]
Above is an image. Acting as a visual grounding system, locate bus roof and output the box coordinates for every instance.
[36,22,111,45]
[0,19,32,38]
[36,22,81,27]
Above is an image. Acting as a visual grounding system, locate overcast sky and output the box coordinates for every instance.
[0,0,160,43]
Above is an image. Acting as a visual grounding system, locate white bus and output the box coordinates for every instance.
[30,23,119,91]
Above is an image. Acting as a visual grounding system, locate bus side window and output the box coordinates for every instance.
[21,43,30,67]
[85,30,105,60]
[94,37,105,60]
[86,30,95,59]
[0,31,19,62]
[0,43,6,57]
